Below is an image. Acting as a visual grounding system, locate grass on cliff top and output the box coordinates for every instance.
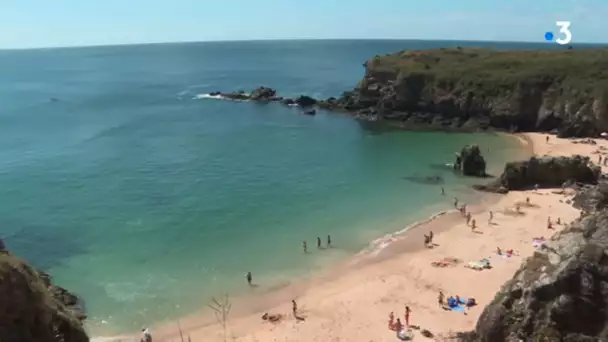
[367,47,608,95]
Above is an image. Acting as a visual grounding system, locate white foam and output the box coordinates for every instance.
[194,93,225,100]
[357,209,457,258]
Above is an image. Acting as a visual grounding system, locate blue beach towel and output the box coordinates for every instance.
[450,305,465,312]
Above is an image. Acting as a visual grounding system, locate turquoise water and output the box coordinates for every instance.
[0,40,529,335]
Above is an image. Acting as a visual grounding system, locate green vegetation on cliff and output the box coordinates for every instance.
[367,47,608,97]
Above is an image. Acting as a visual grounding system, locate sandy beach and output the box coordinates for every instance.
[126,133,608,342]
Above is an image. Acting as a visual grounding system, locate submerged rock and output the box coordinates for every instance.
[474,155,600,193]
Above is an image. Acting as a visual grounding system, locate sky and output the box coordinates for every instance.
[1,0,607,49]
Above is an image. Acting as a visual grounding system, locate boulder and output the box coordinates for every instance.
[456,145,487,177]
[249,86,277,101]
[295,95,317,107]
[475,155,600,193]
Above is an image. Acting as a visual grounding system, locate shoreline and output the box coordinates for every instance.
[93,132,533,341]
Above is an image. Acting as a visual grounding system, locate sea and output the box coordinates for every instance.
[0,39,553,336]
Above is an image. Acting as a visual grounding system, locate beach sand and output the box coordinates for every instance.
[130,133,608,342]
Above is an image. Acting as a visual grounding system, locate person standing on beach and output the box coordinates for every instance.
[438,291,444,307]
[489,211,494,223]
[599,156,603,165]
[246,272,252,286]
[292,299,298,316]
[471,219,477,232]
[327,234,332,247]
[140,328,152,342]
[302,241,308,253]
[429,231,434,243]
[404,306,411,327]
[466,212,472,226]
[317,237,322,249]
[546,136,550,143]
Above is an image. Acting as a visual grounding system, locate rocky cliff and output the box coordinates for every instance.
[0,247,89,342]
[463,182,608,341]
[321,47,608,137]
[213,47,608,137]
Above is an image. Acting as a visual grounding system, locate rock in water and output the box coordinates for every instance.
[249,86,277,101]
[295,95,317,107]
[457,145,487,177]
[0,250,89,342]
[471,189,608,341]
[474,155,600,193]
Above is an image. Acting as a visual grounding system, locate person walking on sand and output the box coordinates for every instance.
[404,306,411,327]
[548,217,553,230]
[526,197,530,205]
[140,328,152,342]
[466,212,472,226]
[546,135,550,143]
[302,241,308,253]
[489,211,494,223]
[292,299,298,316]
[429,231,434,243]
[327,234,332,247]
[471,219,477,232]
[388,311,395,330]
[438,291,444,307]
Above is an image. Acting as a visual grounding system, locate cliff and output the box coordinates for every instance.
[0,248,89,342]
[462,181,608,341]
[319,47,608,137]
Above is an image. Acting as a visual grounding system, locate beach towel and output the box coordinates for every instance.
[396,329,414,340]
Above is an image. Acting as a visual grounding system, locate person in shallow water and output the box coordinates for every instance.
[317,236,321,248]
[246,271,252,286]
[327,234,332,247]
[302,241,307,253]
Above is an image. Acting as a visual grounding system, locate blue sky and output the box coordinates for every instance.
[1,0,607,48]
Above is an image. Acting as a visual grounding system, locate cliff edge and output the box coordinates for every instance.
[462,181,608,341]
[0,248,89,342]
[324,47,608,137]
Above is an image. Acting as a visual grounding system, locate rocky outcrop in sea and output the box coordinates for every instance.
[205,47,608,138]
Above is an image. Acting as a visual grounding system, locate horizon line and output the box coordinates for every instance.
[2,37,607,52]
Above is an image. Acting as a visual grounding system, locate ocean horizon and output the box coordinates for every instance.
[0,39,529,336]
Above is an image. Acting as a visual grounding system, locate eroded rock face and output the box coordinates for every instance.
[0,251,89,342]
[474,155,600,193]
[456,145,487,177]
[471,192,608,341]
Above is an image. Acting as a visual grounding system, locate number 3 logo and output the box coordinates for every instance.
[556,21,572,45]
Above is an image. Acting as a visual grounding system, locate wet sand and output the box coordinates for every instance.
[126,133,608,342]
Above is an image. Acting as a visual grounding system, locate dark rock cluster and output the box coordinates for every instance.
[473,155,601,193]
[0,248,88,342]
[466,181,608,342]
[455,145,487,177]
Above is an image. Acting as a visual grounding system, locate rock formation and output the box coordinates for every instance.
[467,181,608,342]
[455,145,487,177]
[474,155,600,193]
[0,248,89,342]
[208,47,608,138]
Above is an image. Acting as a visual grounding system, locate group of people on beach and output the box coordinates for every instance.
[302,234,331,253]
[387,306,412,332]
